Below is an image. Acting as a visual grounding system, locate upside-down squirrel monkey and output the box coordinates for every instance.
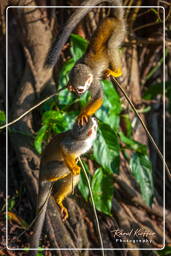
[68,0,125,125]
[30,117,97,250]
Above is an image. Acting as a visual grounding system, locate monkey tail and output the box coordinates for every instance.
[45,0,124,69]
[110,0,124,20]
[30,182,52,255]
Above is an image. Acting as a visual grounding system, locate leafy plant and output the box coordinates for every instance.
[155,246,171,256]
[92,168,114,216]
[0,110,5,126]
[130,152,154,206]
[143,80,171,113]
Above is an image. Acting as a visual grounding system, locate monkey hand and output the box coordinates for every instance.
[77,112,89,126]
[104,68,122,78]
[61,206,69,222]
[72,165,81,175]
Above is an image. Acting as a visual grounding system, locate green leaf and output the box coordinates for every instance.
[130,153,154,206]
[143,80,171,100]
[78,161,90,201]
[58,88,75,106]
[156,246,171,256]
[93,123,120,173]
[57,34,88,105]
[42,110,64,124]
[34,124,48,154]
[91,168,114,216]
[36,248,44,256]
[8,198,16,211]
[23,248,29,251]
[143,83,163,100]
[119,132,147,154]
[96,80,121,130]
[144,50,168,83]
[78,90,90,108]
[58,58,75,87]
[0,110,6,125]
[102,80,121,114]
[36,253,44,256]
[120,113,132,137]
[70,34,89,61]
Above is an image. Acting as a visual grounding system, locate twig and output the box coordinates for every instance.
[78,157,105,256]
[0,86,67,130]
[133,21,162,32]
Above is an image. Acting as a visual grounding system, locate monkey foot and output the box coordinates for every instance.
[72,165,81,175]
[61,206,69,222]
[104,68,122,78]
[77,113,89,126]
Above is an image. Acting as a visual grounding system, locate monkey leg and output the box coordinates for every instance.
[40,160,70,183]
[53,174,80,221]
[61,148,81,175]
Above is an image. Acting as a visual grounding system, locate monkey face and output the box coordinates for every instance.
[68,64,93,96]
[72,117,97,141]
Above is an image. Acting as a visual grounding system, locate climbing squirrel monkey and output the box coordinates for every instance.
[68,0,125,125]
[30,117,97,250]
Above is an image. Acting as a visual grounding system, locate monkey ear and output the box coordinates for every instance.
[87,128,93,136]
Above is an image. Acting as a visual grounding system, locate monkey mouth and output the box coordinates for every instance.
[75,88,85,96]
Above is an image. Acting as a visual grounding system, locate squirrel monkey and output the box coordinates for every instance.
[30,117,97,250]
[68,0,125,125]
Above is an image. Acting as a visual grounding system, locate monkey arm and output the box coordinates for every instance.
[83,96,103,115]
[77,97,103,125]
[60,146,80,175]
[77,83,103,125]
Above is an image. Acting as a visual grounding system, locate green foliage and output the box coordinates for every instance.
[23,248,30,251]
[119,132,147,154]
[34,110,76,154]
[58,34,89,106]
[120,113,132,137]
[93,123,120,174]
[156,246,171,256]
[130,153,154,206]
[96,80,121,131]
[36,253,44,256]
[144,50,168,83]
[78,161,90,201]
[143,80,171,113]
[70,33,89,61]
[34,124,48,154]
[0,110,6,125]
[35,248,44,256]
[34,33,155,216]
[8,197,16,211]
[91,168,114,216]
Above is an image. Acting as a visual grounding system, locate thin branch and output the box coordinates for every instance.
[0,87,67,130]
[79,158,105,256]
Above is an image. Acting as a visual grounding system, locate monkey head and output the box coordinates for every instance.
[68,64,93,96]
[71,116,97,141]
